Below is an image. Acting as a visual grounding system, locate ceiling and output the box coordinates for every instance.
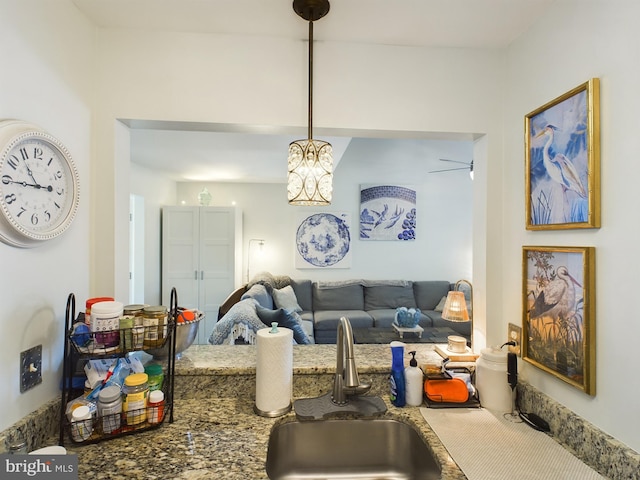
[73,0,553,183]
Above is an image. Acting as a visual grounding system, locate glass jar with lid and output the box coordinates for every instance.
[142,306,168,348]
[123,304,147,350]
[122,372,149,425]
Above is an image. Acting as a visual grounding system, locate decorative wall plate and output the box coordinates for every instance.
[295,212,351,268]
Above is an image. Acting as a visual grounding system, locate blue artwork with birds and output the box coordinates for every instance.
[359,185,417,240]
[529,90,589,225]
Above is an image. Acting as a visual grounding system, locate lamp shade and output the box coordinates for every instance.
[441,291,469,322]
[287,139,333,205]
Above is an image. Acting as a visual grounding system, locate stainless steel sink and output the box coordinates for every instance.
[265,418,441,480]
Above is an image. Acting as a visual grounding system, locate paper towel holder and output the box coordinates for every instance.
[254,403,292,418]
[254,323,293,418]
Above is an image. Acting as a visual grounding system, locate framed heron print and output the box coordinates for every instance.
[525,78,600,230]
[522,246,595,395]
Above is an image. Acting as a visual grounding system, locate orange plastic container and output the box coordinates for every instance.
[424,378,469,403]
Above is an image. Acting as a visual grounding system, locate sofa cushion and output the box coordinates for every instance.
[240,284,274,309]
[413,281,451,310]
[290,279,313,312]
[364,284,417,310]
[300,319,315,342]
[272,285,303,313]
[313,310,373,331]
[255,305,311,344]
[313,284,365,310]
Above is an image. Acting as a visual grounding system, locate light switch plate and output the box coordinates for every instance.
[20,345,42,393]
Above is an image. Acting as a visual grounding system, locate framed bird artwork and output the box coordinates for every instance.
[525,78,600,230]
[522,246,596,395]
[359,184,417,241]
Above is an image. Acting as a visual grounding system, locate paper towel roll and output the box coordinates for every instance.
[255,325,293,417]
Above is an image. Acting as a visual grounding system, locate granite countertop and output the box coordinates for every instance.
[61,343,468,479]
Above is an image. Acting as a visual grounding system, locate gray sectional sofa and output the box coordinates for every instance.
[214,275,470,345]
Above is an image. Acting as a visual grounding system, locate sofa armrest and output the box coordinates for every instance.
[217,285,248,320]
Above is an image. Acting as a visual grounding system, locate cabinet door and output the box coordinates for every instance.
[161,207,200,310]
[197,207,237,343]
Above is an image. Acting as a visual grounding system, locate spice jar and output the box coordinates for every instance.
[147,390,165,425]
[70,405,93,442]
[144,363,164,392]
[122,372,149,425]
[98,385,123,434]
[124,304,147,350]
[119,315,134,351]
[142,306,168,348]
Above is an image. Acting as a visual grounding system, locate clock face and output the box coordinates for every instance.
[0,121,79,247]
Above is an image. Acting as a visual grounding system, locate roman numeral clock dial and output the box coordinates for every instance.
[0,120,80,247]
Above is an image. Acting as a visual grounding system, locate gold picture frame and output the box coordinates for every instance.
[525,78,600,230]
[522,246,596,395]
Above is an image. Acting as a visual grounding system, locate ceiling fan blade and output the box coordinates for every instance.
[428,167,469,173]
[439,158,471,166]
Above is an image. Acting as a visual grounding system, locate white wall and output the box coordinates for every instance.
[0,1,93,431]
[130,163,177,305]
[174,138,473,285]
[504,1,640,452]
[93,28,504,354]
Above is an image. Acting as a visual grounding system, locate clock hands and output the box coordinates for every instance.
[2,177,53,191]
[22,161,54,191]
[26,165,39,185]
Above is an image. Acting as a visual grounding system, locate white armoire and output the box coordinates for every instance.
[161,206,242,344]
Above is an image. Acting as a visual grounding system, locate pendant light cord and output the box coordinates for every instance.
[307,19,314,141]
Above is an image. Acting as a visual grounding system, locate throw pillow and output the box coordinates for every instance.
[272,285,303,313]
[434,296,447,313]
[255,305,311,345]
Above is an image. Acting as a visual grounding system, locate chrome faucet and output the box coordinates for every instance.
[292,316,386,420]
[331,317,372,405]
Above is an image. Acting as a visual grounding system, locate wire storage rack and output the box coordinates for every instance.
[58,288,178,445]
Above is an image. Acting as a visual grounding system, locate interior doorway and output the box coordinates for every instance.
[129,194,145,304]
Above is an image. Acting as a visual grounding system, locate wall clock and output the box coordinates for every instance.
[0,120,80,247]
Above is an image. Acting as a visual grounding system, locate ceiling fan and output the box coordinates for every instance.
[429,158,474,179]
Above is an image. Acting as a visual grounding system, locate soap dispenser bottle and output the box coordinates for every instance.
[405,351,424,406]
[389,341,406,407]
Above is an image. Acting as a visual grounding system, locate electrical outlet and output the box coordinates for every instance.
[507,323,522,356]
[20,345,42,393]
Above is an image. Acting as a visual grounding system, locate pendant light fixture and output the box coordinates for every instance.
[288,0,333,206]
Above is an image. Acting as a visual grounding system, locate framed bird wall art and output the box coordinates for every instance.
[522,246,596,395]
[525,78,600,230]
